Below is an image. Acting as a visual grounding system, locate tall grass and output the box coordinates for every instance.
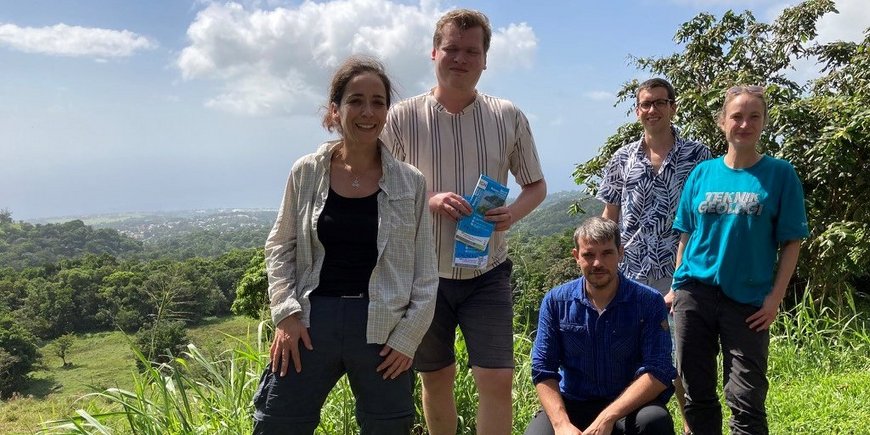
[771,290,870,377]
[37,299,870,434]
[38,336,262,435]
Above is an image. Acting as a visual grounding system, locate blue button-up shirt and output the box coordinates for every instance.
[597,128,711,281]
[531,274,675,403]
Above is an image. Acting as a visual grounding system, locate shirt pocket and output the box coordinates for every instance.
[385,198,418,256]
[608,322,640,372]
[558,323,592,375]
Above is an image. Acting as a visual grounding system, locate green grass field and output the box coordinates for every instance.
[0,317,260,434]
[2,313,868,434]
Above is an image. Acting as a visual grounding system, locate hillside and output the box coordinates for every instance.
[0,219,143,270]
[28,209,276,259]
[83,209,276,242]
[509,191,602,237]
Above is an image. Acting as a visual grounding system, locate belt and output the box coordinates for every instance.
[340,293,365,299]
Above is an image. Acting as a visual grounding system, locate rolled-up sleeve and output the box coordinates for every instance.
[385,173,439,357]
[634,296,676,391]
[531,293,562,385]
[265,166,302,326]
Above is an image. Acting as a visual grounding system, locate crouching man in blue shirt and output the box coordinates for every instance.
[525,217,676,435]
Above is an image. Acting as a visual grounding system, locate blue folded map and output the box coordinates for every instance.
[453,175,509,269]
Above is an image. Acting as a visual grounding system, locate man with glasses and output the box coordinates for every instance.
[597,78,711,435]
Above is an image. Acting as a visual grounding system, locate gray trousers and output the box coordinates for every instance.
[252,296,414,435]
[673,281,770,435]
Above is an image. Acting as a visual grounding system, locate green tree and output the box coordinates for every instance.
[52,332,76,367]
[510,230,579,326]
[778,28,870,304]
[573,0,869,306]
[0,314,39,396]
[134,320,188,370]
[231,250,268,320]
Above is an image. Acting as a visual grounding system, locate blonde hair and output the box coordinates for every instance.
[433,9,492,53]
[718,85,769,126]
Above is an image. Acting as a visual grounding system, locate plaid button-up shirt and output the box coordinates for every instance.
[265,141,438,357]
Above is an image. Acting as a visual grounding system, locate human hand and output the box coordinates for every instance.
[270,314,313,376]
[582,416,615,435]
[376,345,413,380]
[428,192,472,221]
[552,422,583,435]
[664,290,675,312]
[746,292,781,331]
[484,206,514,231]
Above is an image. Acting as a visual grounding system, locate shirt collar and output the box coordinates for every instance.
[575,272,632,308]
[634,126,685,164]
[313,140,406,199]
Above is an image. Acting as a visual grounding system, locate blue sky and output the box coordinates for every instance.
[1,0,867,220]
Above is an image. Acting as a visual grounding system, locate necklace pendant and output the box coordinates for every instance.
[352,177,361,188]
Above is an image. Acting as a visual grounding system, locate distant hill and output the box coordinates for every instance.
[25,193,603,249]
[34,209,277,243]
[509,191,603,238]
[0,219,143,269]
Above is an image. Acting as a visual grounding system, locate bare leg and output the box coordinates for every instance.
[472,367,513,435]
[421,364,458,435]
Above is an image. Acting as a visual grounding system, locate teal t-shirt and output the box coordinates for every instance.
[672,156,809,306]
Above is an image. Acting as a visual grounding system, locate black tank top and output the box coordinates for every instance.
[312,188,379,297]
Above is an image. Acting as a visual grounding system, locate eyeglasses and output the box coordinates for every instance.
[636,99,674,111]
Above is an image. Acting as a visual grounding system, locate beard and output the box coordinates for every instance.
[584,269,616,291]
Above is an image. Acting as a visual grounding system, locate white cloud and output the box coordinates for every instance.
[177,0,538,116]
[0,23,156,57]
[765,0,869,41]
[816,0,870,43]
[583,91,614,102]
[772,0,870,84]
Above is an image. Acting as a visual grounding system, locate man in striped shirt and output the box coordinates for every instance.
[382,8,546,435]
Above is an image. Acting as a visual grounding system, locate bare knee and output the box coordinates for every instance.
[421,364,457,395]
[472,367,513,398]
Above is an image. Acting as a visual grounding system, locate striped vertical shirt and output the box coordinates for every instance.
[382,91,545,279]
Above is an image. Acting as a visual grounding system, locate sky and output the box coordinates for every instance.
[1,0,868,220]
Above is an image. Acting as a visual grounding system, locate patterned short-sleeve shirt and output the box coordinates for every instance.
[597,128,711,281]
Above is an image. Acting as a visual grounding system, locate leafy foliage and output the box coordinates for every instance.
[510,229,579,326]
[573,0,870,305]
[0,219,142,270]
[142,227,269,260]
[51,333,75,367]
[0,247,254,339]
[0,314,39,397]
[134,320,189,370]
[231,250,268,320]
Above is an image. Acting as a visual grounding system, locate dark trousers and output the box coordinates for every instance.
[523,398,674,435]
[252,297,414,435]
[673,281,770,435]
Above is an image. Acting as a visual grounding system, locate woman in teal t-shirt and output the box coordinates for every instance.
[669,86,808,435]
